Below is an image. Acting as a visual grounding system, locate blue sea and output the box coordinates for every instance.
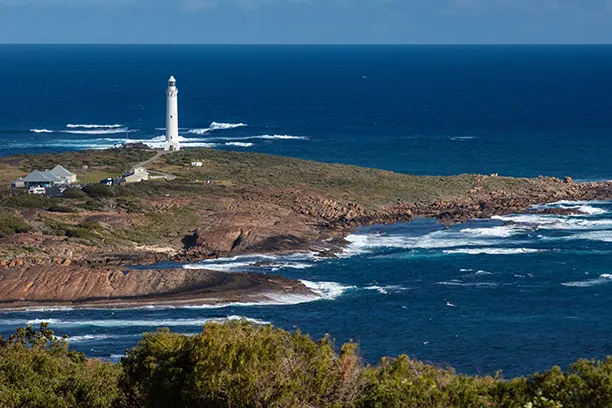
[1,45,612,377]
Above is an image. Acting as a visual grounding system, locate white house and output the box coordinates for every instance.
[14,165,78,188]
[50,165,78,184]
[122,167,149,183]
[191,161,203,167]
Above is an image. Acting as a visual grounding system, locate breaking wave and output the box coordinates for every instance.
[562,274,612,288]
[62,127,136,135]
[300,280,355,300]
[565,231,612,243]
[363,285,408,295]
[188,128,211,135]
[225,142,253,147]
[443,248,545,255]
[343,230,506,256]
[437,280,498,288]
[492,214,612,231]
[65,334,142,344]
[30,129,53,133]
[451,136,476,141]
[257,134,308,140]
[23,316,270,328]
[66,124,123,129]
[209,122,247,130]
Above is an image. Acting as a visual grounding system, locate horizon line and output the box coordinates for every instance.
[1,43,612,46]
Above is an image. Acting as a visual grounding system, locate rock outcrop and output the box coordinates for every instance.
[0,265,316,310]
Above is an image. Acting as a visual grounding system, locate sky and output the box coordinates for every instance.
[0,0,611,44]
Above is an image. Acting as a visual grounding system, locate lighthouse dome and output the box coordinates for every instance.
[168,76,176,86]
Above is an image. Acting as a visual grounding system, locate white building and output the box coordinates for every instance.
[13,164,77,188]
[164,76,180,151]
[123,167,149,183]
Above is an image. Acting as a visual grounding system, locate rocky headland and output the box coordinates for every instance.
[1,148,611,309]
[0,264,313,310]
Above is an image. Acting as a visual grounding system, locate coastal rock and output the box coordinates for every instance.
[184,212,320,255]
[0,265,316,309]
[531,208,586,216]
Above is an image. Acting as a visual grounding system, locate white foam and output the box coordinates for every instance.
[225,142,253,147]
[562,274,612,288]
[344,230,503,256]
[24,316,270,328]
[183,261,257,272]
[567,231,612,243]
[209,122,247,130]
[451,136,476,141]
[492,214,612,231]
[65,334,141,344]
[300,280,355,300]
[66,124,123,129]
[443,248,544,255]
[437,280,498,288]
[257,134,308,140]
[62,127,136,135]
[475,270,493,276]
[460,226,519,238]
[188,128,211,135]
[30,129,54,133]
[364,285,408,295]
[183,253,315,273]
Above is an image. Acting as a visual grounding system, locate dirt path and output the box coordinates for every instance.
[134,150,178,180]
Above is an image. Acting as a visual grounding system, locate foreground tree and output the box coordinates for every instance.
[0,323,120,408]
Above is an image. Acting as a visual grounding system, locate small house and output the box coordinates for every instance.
[191,161,203,167]
[21,170,58,188]
[50,165,78,184]
[122,167,149,183]
[12,164,78,188]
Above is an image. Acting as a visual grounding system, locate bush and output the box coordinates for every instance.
[0,212,30,237]
[63,187,87,199]
[0,324,121,408]
[82,184,115,198]
[118,321,365,408]
[6,194,53,209]
[5,322,612,408]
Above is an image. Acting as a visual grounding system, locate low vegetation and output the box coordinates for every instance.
[1,322,612,408]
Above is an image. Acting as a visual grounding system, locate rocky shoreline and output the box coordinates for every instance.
[0,265,315,311]
[3,147,612,310]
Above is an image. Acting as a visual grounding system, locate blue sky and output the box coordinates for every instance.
[0,0,611,44]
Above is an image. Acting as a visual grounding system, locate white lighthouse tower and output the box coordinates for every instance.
[164,76,180,151]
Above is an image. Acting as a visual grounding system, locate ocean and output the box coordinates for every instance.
[1,45,612,377]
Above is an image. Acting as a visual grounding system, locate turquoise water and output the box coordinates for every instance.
[1,45,612,376]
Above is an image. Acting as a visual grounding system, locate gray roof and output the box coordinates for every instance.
[42,170,63,183]
[51,165,76,178]
[22,170,55,183]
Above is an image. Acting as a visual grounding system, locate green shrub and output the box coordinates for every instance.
[0,324,120,408]
[82,184,115,198]
[5,322,612,408]
[6,194,53,209]
[0,212,30,237]
[118,321,366,408]
[63,187,87,199]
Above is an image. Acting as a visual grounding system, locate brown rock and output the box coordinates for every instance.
[0,265,316,310]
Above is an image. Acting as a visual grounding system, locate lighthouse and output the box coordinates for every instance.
[164,76,180,151]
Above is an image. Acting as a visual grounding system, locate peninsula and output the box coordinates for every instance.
[1,146,611,309]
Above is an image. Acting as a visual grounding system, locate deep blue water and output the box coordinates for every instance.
[1,45,612,377]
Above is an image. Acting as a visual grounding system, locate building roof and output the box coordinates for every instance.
[42,170,63,183]
[51,165,76,178]
[22,170,55,183]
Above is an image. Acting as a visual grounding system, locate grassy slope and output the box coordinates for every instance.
[155,148,532,208]
[0,148,537,259]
